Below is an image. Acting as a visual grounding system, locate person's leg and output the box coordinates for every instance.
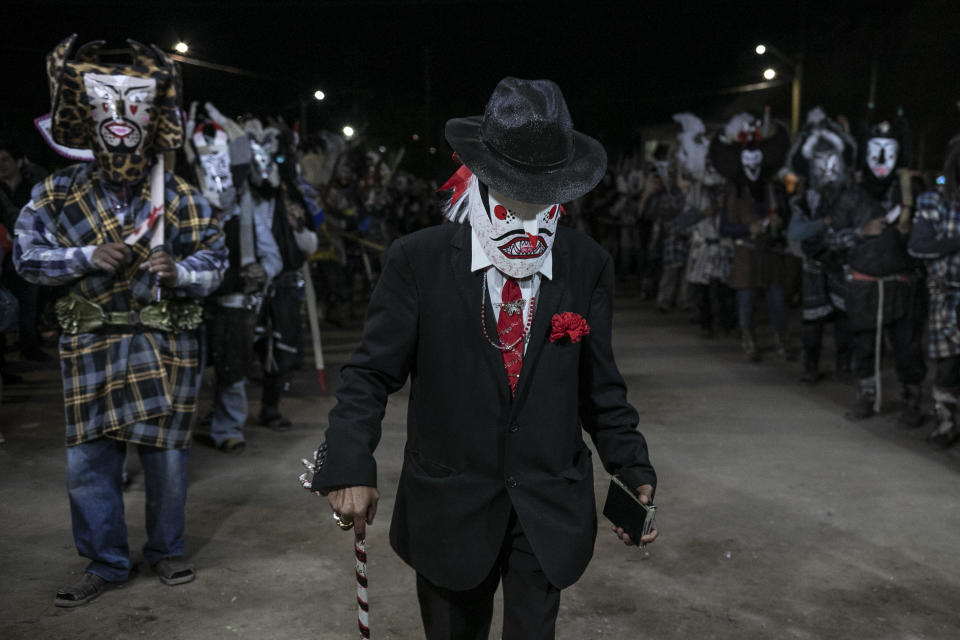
[500,514,562,640]
[766,283,792,359]
[696,283,712,334]
[930,356,960,448]
[737,288,760,361]
[210,378,248,447]
[65,438,132,582]
[416,567,500,640]
[656,267,679,311]
[834,312,853,375]
[800,319,824,383]
[718,283,738,333]
[890,294,928,428]
[139,444,190,566]
[848,329,877,419]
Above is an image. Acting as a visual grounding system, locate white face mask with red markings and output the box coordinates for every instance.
[470,185,561,279]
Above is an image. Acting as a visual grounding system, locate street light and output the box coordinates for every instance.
[753,41,803,133]
[313,90,325,101]
[342,125,355,139]
[174,42,189,54]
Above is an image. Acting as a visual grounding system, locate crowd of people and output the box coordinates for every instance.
[1,34,959,618]
[571,107,960,451]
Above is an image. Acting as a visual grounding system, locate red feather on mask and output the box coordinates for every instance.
[438,164,474,206]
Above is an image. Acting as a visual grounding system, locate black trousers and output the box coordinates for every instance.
[801,312,852,369]
[851,310,927,385]
[416,510,561,640]
[936,355,960,390]
[695,280,736,333]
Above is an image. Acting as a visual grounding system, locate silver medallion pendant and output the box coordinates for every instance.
[497,298,525,317]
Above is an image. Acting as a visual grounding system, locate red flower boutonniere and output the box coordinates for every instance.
[550,312,590,344]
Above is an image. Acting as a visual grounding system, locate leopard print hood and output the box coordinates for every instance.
[47,34,183,184]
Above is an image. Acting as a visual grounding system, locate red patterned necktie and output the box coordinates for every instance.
[497,278,524,396]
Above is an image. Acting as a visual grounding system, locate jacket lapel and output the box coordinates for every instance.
[450,224,511,404]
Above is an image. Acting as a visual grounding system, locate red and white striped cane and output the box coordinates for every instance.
[355,538,369,639]
[301,450,369,638]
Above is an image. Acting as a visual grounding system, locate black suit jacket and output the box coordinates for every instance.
[313,221,656,590]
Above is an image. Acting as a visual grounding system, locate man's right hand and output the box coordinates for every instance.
[327,486,380,540]
[90,243,132,273]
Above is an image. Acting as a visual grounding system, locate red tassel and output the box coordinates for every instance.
[316,369,327,394]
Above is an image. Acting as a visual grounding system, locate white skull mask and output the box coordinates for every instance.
[866,137,898,180]
[469,185,561,279]
[740,149,764,182]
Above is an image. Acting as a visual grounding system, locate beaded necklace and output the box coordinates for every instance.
[480,270,538,351]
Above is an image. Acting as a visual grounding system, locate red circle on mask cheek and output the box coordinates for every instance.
[494,204,508,220]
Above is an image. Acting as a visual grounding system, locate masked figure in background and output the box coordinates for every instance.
[650,152,699,314]
[676,113,735,338]
[824,113,926,424]
[185,104,281,453]
[14,36,227,605]
[711,112,793,361]
[322,148,371,322]
[299,134,349,323]
[786,108,857,383]
[247,118,317,430]
[908,131,960,448]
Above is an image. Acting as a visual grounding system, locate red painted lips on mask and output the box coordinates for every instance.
[105,122,133,138]
[498,233,544,259]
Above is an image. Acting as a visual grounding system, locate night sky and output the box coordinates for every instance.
[2,0,957,176]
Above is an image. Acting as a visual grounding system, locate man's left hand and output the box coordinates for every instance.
[140,250,178,287]
[611,483,659,546]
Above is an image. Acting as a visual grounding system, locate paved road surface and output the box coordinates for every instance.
[2,292,958,639]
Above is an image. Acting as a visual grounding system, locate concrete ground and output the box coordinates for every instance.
[2,290,959,639]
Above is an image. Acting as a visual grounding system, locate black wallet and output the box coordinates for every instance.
[602,475,656,547]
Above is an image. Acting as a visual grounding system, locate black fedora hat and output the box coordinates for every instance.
[445,77,607,204]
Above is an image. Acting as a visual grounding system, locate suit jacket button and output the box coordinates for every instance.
[506,476,518,488]
[509,423,520,433]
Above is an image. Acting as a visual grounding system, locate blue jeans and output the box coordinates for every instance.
[66,438,189,582]
[210,377,247,445]
[737,284,788,334]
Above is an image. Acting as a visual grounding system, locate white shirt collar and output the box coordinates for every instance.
[470,226,553,280]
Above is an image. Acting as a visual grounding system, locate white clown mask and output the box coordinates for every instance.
[83,73,157,156]
[740,148,763,182]
[866,137,898,179]
[470,185,561,279]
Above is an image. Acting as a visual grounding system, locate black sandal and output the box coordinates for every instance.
[152,557,196,585]
[54,572,121,608]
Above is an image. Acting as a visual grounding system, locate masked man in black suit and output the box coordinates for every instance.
[307,77,658,639]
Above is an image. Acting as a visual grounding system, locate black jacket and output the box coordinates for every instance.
[312,222,656,590]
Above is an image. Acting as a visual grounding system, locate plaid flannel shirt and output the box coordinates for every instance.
[14,162,227,448]
[911,190,960,358]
